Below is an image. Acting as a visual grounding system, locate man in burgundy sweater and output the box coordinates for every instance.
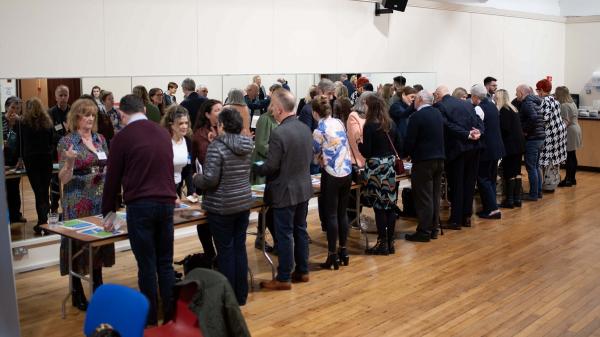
[101,94,177,325]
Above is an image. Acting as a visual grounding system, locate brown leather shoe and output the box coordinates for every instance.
[291,272,309,283]
[260,279,291,290]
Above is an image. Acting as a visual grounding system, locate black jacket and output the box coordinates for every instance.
[478,98,506,161]
[404,106,445,163]
[434,95,483,161]
[255,116,313,208]
[499,107,525,156]
[389,100,414,140]
[181,92,207,129]
[518,95,545,141]
[358,121,402,159]
[193,133,254,215]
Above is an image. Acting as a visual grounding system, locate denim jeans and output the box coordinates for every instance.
[273,201,309,282]
[126,201,175,325]
[208,211,249,306]
[477,160,499,213]
[524,140,544,198]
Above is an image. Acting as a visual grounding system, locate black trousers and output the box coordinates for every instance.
[411,159,444,235]
[566,151,578,182]
[24,155,53,226]
[446,149,479,225]
[50,173,60,213]
[502,154,522,179]
[320,171,352,253]
[5,178,23,222]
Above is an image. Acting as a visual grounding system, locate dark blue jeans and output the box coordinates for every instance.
[208,211,249,306]
[525,140,544,198]
[477,159,499,213]
[126,201,175,325]
[273,201,309,282]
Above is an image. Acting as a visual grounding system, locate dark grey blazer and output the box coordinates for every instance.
[255,116,313,209]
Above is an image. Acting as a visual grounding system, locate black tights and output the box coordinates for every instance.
[374,209,397,242]
[565,151,578,182]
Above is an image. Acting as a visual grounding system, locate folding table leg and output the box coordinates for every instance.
[260,207,276,279]
[61,238,73,319]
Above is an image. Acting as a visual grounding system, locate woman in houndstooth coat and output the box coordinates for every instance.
[536,79,567,192]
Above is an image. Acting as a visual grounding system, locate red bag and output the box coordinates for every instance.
[386,132,405,175]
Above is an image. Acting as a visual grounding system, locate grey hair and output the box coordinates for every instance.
[181,78,196,92]
[317,79,335,94]
[470,84,488,99]
[273,89,296,113]
[517,84,532,95]
[353,91,377,114]
[198,84,207,90]
[417,90,434,105]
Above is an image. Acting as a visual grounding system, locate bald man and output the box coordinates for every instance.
[434,85,483,230]
[244,83,270,126]
[515,84,545,201]
[49,85,70,213]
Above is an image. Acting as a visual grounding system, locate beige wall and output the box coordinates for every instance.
[565,21,600,107]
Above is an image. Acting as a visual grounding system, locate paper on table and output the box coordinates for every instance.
[61,220,96,230]
[78,226,122,238]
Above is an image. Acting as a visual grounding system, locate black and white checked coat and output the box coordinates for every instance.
[539,95,567,166]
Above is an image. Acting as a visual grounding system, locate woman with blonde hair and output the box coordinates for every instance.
[496,89,525,208]
[555,86,582,186]
[452,87,468,100]
[57,98,114,310]
[335,82,349,100]
[20,98,54,234]
[381,83,395,105]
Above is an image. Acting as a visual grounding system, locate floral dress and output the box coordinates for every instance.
[58,132,115,276]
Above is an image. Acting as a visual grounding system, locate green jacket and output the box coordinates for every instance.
[251,113,277,185]
[176,268,251,337]
[145,103,161,123]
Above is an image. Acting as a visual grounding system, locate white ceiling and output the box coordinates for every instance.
[439,0,600,17]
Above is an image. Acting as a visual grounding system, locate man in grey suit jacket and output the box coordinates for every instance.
[254,90,313,290]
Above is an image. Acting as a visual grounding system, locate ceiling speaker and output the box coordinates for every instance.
[382,0,408,12]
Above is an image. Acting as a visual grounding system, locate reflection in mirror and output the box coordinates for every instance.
[3,71,435,247]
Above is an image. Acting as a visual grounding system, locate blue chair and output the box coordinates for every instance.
[84,284,149,337]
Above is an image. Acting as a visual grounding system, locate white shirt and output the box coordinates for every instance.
[475,106,485,121]
[172,138,188,184]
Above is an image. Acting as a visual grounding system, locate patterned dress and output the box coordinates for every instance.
[364,156,397,210]
[58,132,115,276]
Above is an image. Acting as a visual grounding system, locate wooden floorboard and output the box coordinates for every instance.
[13,170,600,337]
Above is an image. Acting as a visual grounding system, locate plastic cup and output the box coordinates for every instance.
[48,213,59,228]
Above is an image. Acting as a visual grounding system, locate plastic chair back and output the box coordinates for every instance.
[84,284,149,337]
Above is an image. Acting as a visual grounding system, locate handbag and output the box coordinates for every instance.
[385,132,405,175]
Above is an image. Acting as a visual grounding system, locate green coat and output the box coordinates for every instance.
[251,113,277,184]
[176,268,251,337]
[145,103,161,123]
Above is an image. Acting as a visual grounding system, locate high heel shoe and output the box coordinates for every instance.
[338,248,349,266]
[320,253,339,270]
[365,239,389,255]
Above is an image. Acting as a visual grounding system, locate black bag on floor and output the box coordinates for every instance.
[175,253,215,275]
[400,187,417,217]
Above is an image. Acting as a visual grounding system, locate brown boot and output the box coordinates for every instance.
[260,279,292,290]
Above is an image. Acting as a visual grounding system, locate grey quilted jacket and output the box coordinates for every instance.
[193,133,254,215]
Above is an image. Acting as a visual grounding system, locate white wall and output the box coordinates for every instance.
[560,0,600,17]
[0,0,565,94]
[457,0,561,16]
[565,21,600,107]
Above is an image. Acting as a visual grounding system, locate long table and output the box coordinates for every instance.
[42,173,409,318]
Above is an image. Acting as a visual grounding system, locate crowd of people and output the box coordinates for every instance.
[1,73,583,325]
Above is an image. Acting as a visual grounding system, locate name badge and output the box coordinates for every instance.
[96,151,107,160]
[54,123,63,131]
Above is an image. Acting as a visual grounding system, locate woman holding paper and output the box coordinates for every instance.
[57,98,115,311]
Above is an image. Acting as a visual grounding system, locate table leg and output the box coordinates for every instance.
[261,207,275,280]
[88,245,94,297]
[61,238,72,319]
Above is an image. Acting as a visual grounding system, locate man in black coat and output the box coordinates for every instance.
[180,78,207,129]
[254,90,313,291]
[434,86,483,230]
[404,91,446,242]
[471,84,505,219]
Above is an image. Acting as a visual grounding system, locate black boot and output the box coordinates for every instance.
[338,247,349,266]
[71,277,88,311]
[320,253,339,270]
[513,178,522,207]
[387,221,396,254]
[500,179,515,209]
[365,238,389,255]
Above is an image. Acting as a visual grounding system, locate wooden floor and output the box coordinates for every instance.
[14,170,600,337]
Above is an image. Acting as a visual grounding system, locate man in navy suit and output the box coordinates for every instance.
[180,78,207,130]
[471,84,505,219]
[434,86,483,230]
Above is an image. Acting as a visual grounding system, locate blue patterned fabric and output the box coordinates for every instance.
[363,156,398,210]
[312,117,352,178]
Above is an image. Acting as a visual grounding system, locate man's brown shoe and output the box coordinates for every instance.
[260,279,291,290]
[291,272,309,283]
